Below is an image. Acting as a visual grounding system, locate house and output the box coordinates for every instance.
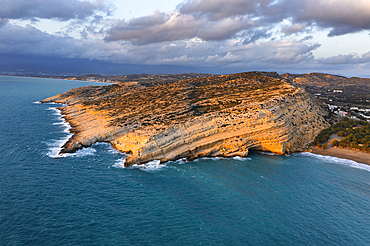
[338,111,349,117]
[328,105,338,111]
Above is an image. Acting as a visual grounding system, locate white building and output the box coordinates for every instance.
[338,111,349,117]
[328,105,338,111]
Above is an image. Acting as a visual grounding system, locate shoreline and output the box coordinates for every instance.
[310,146,370,165]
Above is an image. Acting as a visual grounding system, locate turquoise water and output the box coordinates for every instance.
[1,76,370,245]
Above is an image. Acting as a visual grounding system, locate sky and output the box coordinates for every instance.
[1,0,370,77]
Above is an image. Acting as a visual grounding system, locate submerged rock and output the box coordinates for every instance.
[41,72,330,166]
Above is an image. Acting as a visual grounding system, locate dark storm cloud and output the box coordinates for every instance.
[0,0,110,21]
[0,24,81,56]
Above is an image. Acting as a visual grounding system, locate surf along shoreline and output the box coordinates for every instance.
[310,147,370,165]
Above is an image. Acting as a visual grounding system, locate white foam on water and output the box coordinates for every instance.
[300,152,370,173]
[45,107,97,158]
[232,156,252,161]
[106,145,121,155]
[47,107,62,116]
[46,135,97,158]
[255,151,277,156]
[46,136,71,158]
[172,158,187,164]
[112,157,127,168]
[131,160,165,172]
[52,122,63,125]
[33,101,41,104]
[113,158,166,172]
[193,156,225,162]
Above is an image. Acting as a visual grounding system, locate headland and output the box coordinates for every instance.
[41,71,333,166]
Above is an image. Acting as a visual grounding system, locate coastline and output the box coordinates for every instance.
[310,146,370,165]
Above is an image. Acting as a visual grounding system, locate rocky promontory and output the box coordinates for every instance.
[41,72,330,166]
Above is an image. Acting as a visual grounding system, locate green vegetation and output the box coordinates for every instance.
[314,118,370,152]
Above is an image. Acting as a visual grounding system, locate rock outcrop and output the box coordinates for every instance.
[41,72,330,166]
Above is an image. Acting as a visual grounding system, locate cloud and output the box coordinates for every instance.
[234,40,321,64]
[300,35,313,41]
[214,52,242,64]
[320,52,370,64]
[242,28,272,44]
[179,0,275,21]
[284,0,370,36]
[2,0,370,77]
[0,0,110,21]
[0,24,83,57]
[105,11,255,44]
[0,18,9,28]
[105,0,370,46]
[282,23,308,36]
[104,11,202,44]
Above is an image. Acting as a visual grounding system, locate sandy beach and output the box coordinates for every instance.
[311,146,370,165]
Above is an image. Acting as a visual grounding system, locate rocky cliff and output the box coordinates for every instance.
[41,72,330,166]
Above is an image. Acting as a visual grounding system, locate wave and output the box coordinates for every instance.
[46,139,97,158]
[232,156,252,161]
[113,158,166,172]
[44,102,66,105]
[168,158,187,164]
[44,107,96,158]
[106,145,121,155]
[254,151,277,156]
[32,101,41,104]
[300,152,370,173]
[46,107,62,116]
[193,156,252,162]
[193,156,224,162]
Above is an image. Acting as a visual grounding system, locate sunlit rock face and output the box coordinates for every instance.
[41,72,330,166]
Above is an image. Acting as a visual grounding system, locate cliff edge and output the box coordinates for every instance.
[41,72,330,166]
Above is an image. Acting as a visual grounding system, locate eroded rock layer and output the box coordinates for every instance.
[41,72,330,166]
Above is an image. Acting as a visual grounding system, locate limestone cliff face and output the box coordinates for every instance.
[41,72,330,166]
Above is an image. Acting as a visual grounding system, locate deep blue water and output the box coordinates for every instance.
[1,76,370,245]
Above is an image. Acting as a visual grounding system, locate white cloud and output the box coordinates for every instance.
[0,0,111,21]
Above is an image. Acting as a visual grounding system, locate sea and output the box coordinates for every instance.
[1,75,370,245]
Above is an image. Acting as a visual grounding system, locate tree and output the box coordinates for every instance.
[331,139,339,147]
[339,142,347,148]
[350,142,358,149]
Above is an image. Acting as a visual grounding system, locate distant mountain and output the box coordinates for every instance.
[0,53,209,76]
